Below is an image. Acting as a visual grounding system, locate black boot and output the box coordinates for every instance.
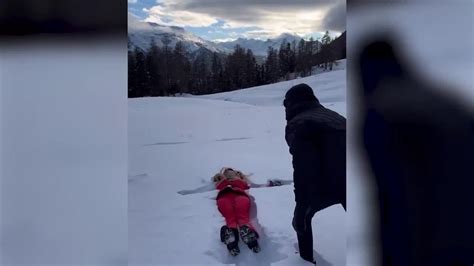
[297,232,316,264]
[220,225,240,256]
[300,253,316,265]
[239,225,260,253]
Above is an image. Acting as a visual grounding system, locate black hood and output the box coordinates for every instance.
[284,83,321,121]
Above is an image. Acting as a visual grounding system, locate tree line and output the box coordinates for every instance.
[128,31,345,97]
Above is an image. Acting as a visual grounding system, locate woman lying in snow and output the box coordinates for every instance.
[178,167,291,256]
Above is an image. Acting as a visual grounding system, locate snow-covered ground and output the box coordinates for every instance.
[128,60,346,265]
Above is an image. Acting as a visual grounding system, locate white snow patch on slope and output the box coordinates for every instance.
[129,66,346,265]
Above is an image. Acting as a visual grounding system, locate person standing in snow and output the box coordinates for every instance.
[284,83,346,264]
[212,167,262,255]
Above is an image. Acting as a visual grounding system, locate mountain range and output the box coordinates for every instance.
[128,13,315,57]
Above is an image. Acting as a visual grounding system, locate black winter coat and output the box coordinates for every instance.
[285,100,346,211]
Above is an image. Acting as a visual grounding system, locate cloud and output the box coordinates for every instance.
[144,2,218,27]
[221,22,235,29]
[128,0,137,3]
[142,0,345,37]
[228,32,240,38]
[321,1,346,32]
[242,29,279,40]
[213,37,238,43]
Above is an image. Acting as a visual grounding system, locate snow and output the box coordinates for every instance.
[128,60,346,265]
[128,13,318,57]
[217,33,306,56]
[310,60,346,76]
[128,12,227,53]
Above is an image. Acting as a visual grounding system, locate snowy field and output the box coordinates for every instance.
[128,61,346,266]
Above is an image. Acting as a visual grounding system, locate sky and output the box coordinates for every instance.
[128,0,345,42]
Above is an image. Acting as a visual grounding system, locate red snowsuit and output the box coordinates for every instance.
[216,178,252,229]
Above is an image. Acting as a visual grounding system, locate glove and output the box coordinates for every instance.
[292,204,311,235]
[268,179,283,187]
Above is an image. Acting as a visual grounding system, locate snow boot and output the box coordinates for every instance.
[301,255,316,265]
[239,225,260,253]
[220,225,240,256]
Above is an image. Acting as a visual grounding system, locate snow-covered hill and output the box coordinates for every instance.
[128,63,346,265]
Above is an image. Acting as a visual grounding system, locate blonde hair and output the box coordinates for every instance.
[211,167,250,183]
[211,173,225,183]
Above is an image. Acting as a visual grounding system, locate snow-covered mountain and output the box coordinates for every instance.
[128,13,228,54]
[128,14,318,57]
[217,33,307,56]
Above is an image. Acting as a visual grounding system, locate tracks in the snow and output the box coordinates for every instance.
[143,137,253,147]
[143,141,188,146]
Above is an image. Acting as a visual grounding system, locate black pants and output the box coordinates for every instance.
[296,216,315,261]
[296,202,346,260]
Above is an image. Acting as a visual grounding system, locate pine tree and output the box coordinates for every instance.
[244,49,257,87]
[224,45,247,90]
[278,39,288,78]
[211,52,223,92]
[296,39,306,77]
[278,40,295,80]
[146,38,162,96]
[191,51,210,94]
[264,46,279,83]
[288,42,296,74]
[134,47,150,97]
[321,31,331,46]
[172,41,191,94]
[321,31,333,70]
[160,36,172,95]
[307,37,316,74]
[128,47,138,97]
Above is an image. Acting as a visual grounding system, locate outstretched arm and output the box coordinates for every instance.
[177,183,215,195]
[248,180,265,188]
[248,179,293,188]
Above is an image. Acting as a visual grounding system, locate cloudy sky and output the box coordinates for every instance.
[128,0,345,42]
